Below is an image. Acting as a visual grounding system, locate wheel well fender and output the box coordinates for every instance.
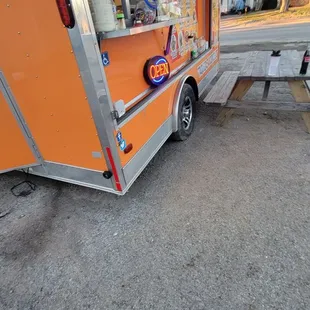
[172,76,198,132]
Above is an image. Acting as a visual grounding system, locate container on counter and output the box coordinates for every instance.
[134,0,156,25]
[117,13,126,30]
[268,50,281,76]
[134,20,143,27]
[91,0,117,32]
[300,46,309,75]
[190,35,198,60]
[157,0,181,21]
[112,1,118,29]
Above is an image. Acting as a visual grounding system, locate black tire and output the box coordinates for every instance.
[171,83,196,141]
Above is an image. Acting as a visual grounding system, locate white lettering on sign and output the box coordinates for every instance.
[197,51,217,77]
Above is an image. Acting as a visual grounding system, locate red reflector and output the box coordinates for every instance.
[56,0,75,28]
[106,147,122,192]
[124,143,133,154]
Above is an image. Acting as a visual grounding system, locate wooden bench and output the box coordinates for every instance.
[203,71,240,106]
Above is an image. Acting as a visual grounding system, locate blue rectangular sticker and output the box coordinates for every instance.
[116,131,122,143]
[102,52,110,67]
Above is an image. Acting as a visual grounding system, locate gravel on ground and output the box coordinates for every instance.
[0,52,310,310]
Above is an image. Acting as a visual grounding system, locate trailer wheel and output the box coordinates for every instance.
[171,83,196,141]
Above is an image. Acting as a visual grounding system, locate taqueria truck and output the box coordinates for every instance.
[0,0,220,194]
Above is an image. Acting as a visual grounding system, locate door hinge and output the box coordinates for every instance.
[111,110,119,120]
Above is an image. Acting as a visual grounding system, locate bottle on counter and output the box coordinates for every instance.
[112,0,119,29]
[191,36,198,60]
[268,50,281,76]
[300,47,309,75]
[117,12,126,30]
[91,0,116,32]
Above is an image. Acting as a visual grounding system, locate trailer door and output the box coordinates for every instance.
[0,80,40,174]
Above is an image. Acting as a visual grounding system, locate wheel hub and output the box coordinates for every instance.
[182,96,193,130]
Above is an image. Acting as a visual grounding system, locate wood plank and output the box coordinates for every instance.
[239,51,256,77]
[226,100,310,112]
[289,80,310,133]
[253,51,269,78]
[262,81,271,101]
[239,51,263,78]
[216,80,254,126]
[278,50,294,80]
[204,73,230,104]
[230,80,254,100]
[291,50,303,78]
[203,71,239,106]
[289,80,310,102]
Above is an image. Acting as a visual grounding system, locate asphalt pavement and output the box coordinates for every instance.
[1,53,310,309]
[221,21,310,46]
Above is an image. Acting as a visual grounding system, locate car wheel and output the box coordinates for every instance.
[171,83,196,141]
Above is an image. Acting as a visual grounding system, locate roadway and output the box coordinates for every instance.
[221,21,310,47]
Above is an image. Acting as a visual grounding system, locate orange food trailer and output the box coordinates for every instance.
[0,0,220,195]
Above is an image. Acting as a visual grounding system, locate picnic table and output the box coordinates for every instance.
[204,50,310,133]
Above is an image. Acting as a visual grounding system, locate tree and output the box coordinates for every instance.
[279,0,290,12]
